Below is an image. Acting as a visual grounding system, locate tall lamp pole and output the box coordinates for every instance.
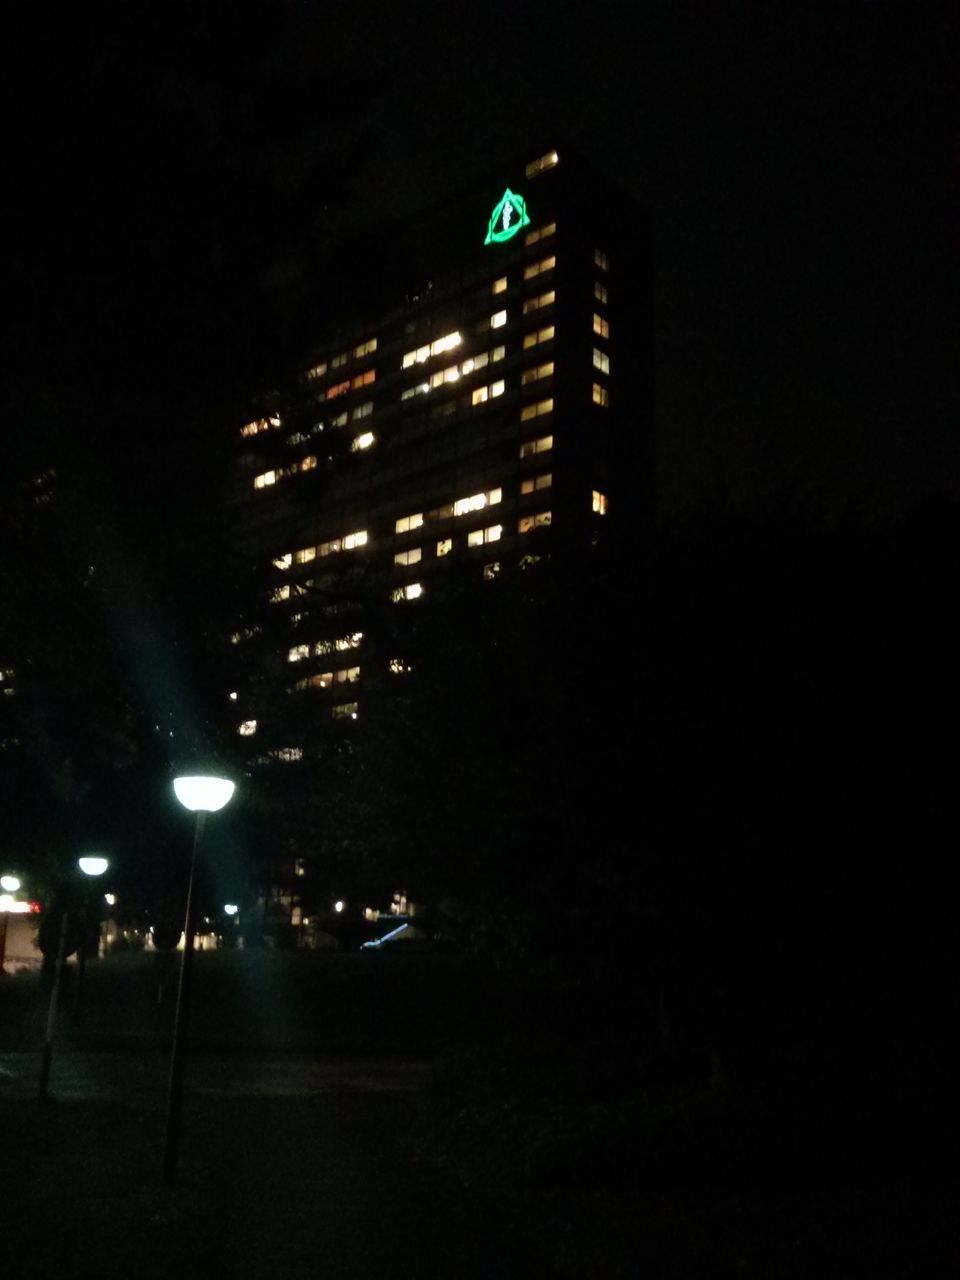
[163,774,235,1185]
[73,856,109,1016]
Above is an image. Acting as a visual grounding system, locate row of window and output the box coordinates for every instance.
[293,665,360,691]
[305,337,377,382]
[254,455,317,489]
[273,529,368,570]
[240,414,281,438]
[525,149,559,177]
[288,632,363,662]
[401,344,506,399]
[320,369,376,402]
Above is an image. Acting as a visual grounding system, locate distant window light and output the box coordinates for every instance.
[388,657,411,675]
[396,512,424,534]
[523,325,555,350]
[592,382,610,408]
[523,255,556,282]
[453,487,502,517]
[394,547,422,566]
[273,553,292,569]
[436,538,453,556]
[519,553,543,570]
[273,747,303,762]
[523,290,555,315]
[391,582,424,602]
[254,471,277,489]
[594,248,609,272]
[351,431,375,451]
[492,276,508,294]
[524,222,556,247]
[467,524,502,548]
[520,472,552,495]
[483,561,501,580]
[525,150,559,178]
[520,397,553,422]
[332,702,359,720]
[593,313,610,339]
[519,434,553,458]
[521,361,554,386]
[518,510,552,534]
[325,379,350,401]
[594,281,608,305]
[353,401,374,420]
[305,362,327,382]
[471,379,505,405]
[490,310,507,329]
[592,490,609,515]
[402,330,462,369]
[237,720,258,737]
[240,416,280,438]
[592,348,610,375]
[288,644,310,663]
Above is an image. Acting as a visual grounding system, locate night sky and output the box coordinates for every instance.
[3,3,954,519]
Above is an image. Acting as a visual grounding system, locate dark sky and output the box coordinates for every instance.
[3,2,954,517]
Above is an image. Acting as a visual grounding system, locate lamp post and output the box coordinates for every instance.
[0,874,23,975]
[163,774,235,1184]
[73,856,109,1016]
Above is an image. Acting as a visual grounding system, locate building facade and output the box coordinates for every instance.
[226,143,652,929]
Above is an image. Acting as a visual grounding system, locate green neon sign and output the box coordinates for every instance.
[484,188,530,245]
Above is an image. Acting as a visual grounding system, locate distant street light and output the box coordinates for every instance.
[163,774,235,1184]
[39,856,109,1098]
[73,855,110,1016]
[0,874,23,976]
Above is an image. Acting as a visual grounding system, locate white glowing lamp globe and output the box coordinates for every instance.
[1,874,21,893]
[224,903,239,916]
[173,776,235,813]
[78,856,109,877]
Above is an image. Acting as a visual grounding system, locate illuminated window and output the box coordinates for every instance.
[354,337,377,358]
[402,330,462,368]
[353,401,373,420]
[592,490,609,515]
[237,720,258,737]
[519,511,552,533]
[467,524,502,547]
[288,644,310,663]
[332,703,359,720]
[525,150,559,178]
[295,547,316,564]
[521,361,554,386]
[388,658,411,675]
[254,471,277,489]
[594,281,608,305]
[335,666,360,684]
[471,380,505,405]
[492,276,507,294]
[331,351,348,370]
[523,255,556,281]
[520,398,553,422]
[523,325,555,349]
[483,562,501,580]
[270,585,291,603]
[519,434,553,458]
[523,291,555,315]
[594,248,609,271]
[273,553,292,570]
[392,582,424,602]
[274,747,303,762]
[592,348,610,375]
[437,538,453,556]
[310,632,363,659]
[592,383,609,408]
[394,547,422,566]
[326,380,350,401]
[396,513,424,534]
[305,362,327,382]
[453,487,502,517]
[351,431,375,451]
[490,310,507,329]
[240,416,280,438]
[519,553,543,569]
[520,472,552,494]
[593,313,609,339]
[332,410,349,427]
[351,370,375,390]
[524,222,556,247]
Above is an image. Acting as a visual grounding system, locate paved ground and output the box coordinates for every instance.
[0,1048,435,1102]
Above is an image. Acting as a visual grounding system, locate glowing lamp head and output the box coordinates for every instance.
[173,776,235,813]
[334,900,344,914]
[104,893,116,906]
[224,903,239,916]
[78,856,109,878]
[1,874,21,893]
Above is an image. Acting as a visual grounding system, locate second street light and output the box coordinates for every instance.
[73,856,109,1016]
[163,773,235,1185]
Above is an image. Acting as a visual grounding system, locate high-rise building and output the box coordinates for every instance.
[226,142,652,929]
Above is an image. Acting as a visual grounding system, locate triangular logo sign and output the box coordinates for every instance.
[484,188,530,245]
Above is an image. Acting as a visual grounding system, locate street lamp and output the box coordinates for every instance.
[0,874,22,976]
[73,856,109,1016]
[39,856,109,1099]
[163,774,235,1184]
